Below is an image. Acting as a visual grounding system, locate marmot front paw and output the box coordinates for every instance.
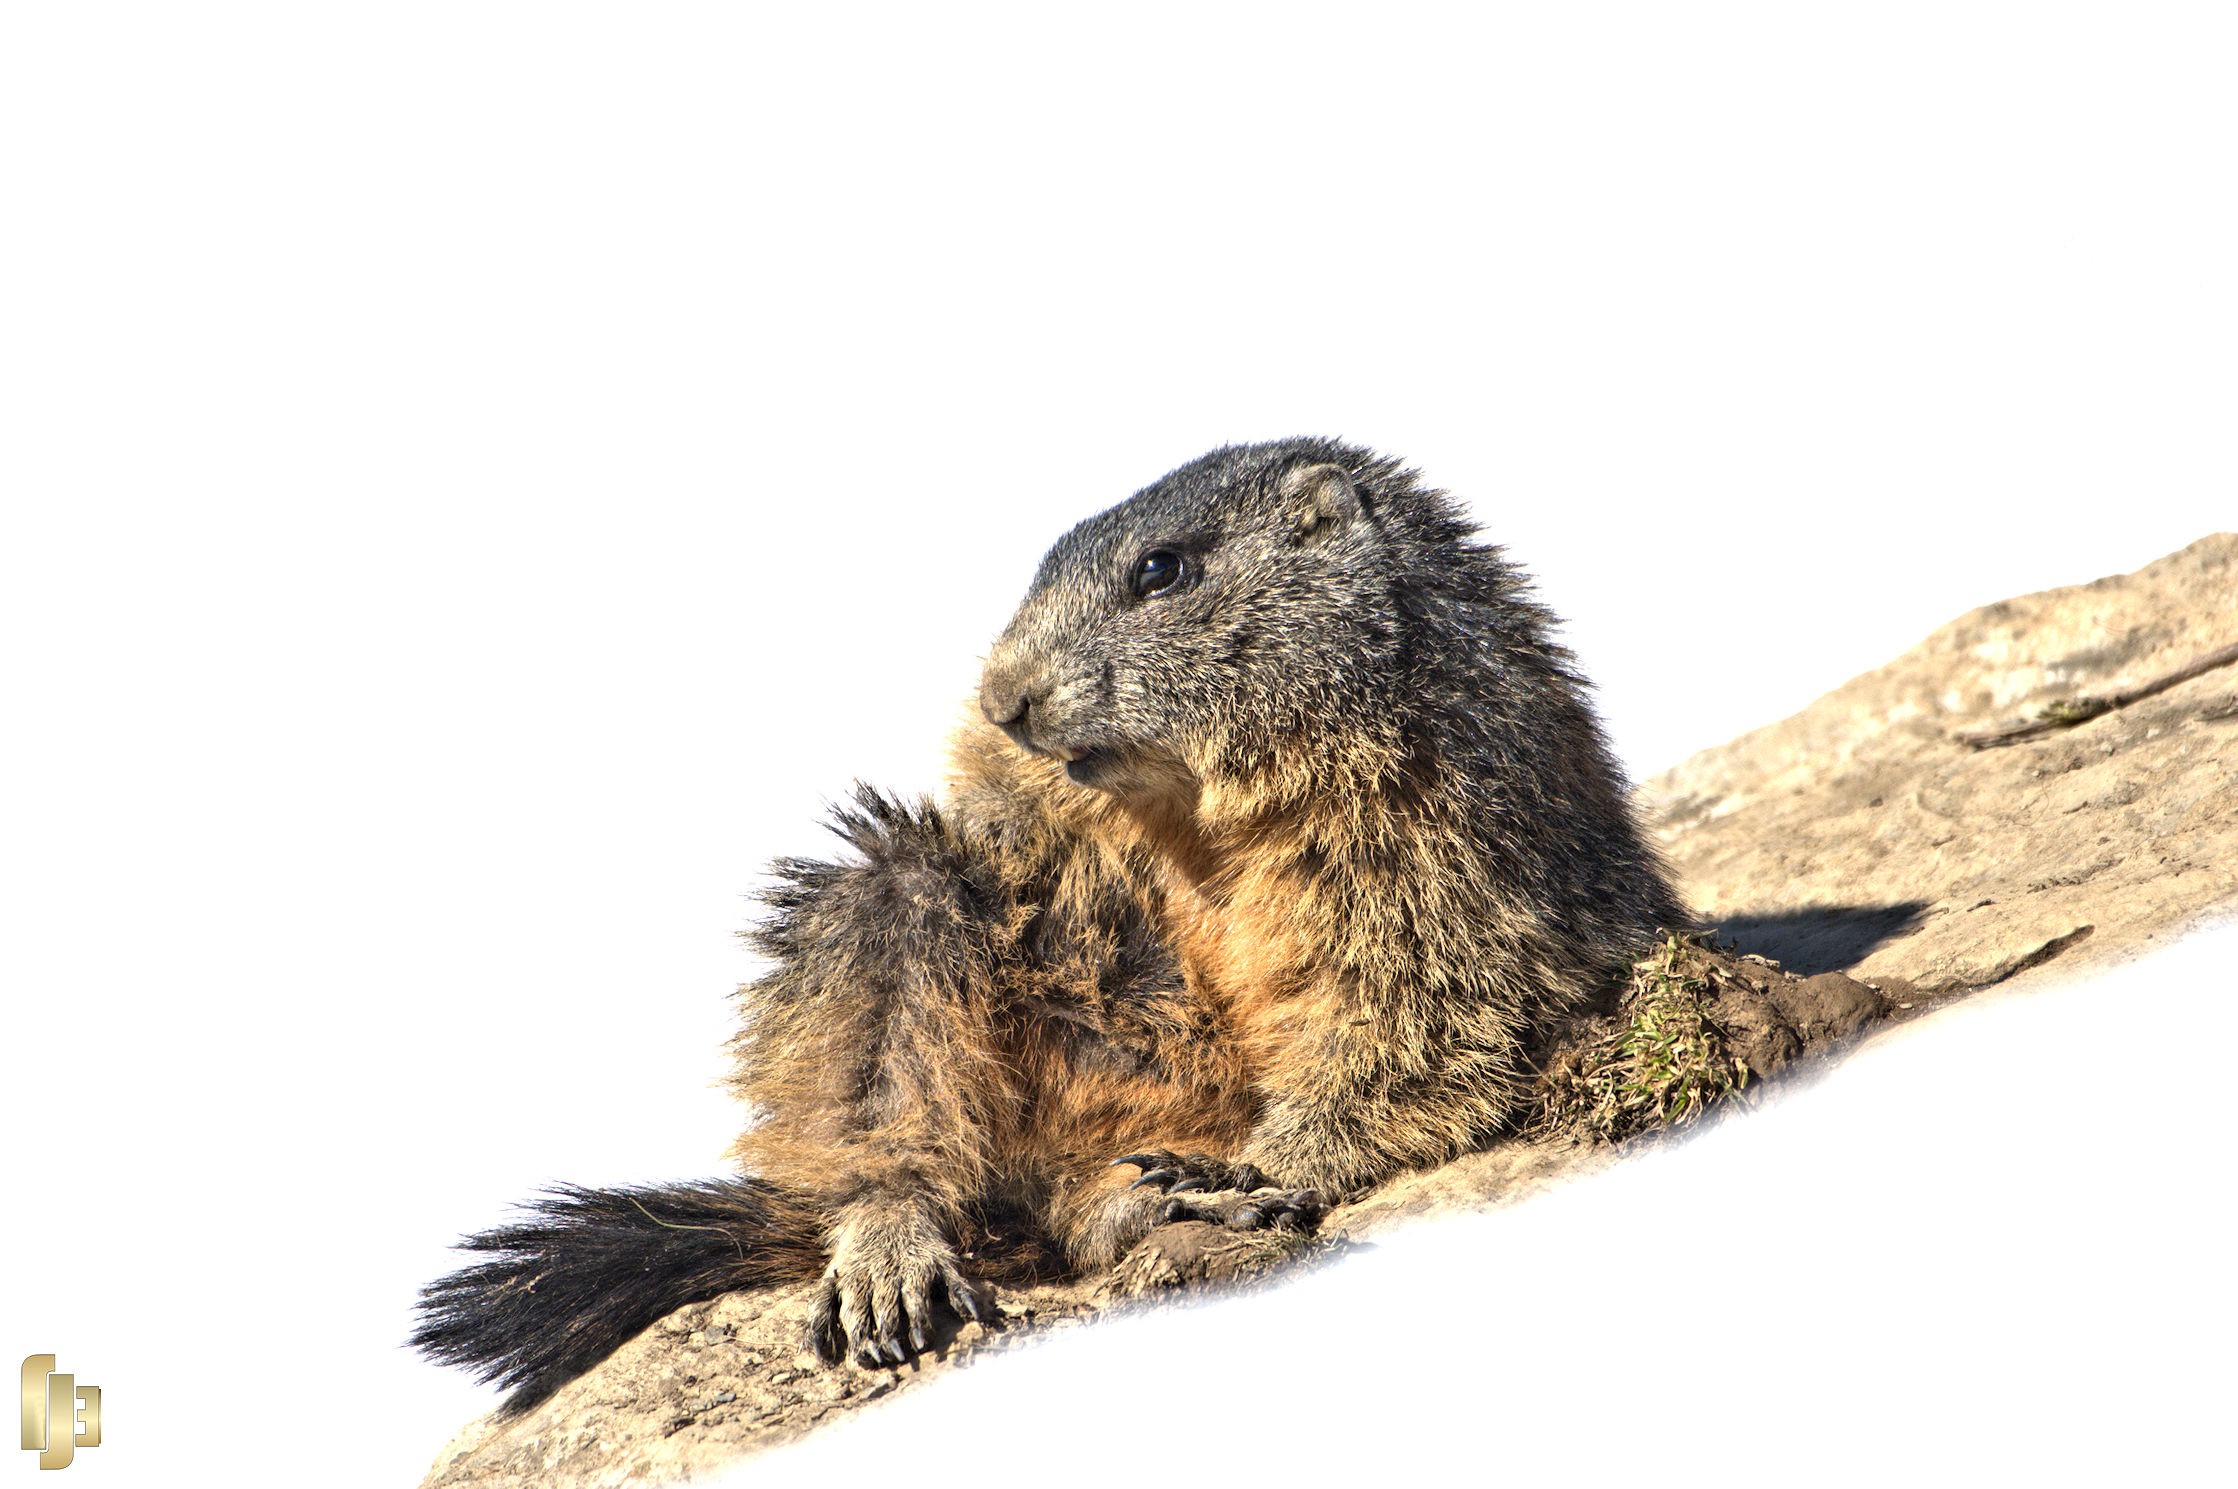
[1109,1150,1274,1195]
[1109,1152,1326,1233]
[1151,1186,1328,1232]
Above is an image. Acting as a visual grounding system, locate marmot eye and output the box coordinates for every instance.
[1131,548,1185,598]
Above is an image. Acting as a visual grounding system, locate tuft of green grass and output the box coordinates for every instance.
[1542,932,1750,1143]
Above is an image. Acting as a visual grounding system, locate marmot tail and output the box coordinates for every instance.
[410,1178,824,1415]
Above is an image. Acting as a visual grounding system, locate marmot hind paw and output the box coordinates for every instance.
[804,1202,996,1369]
[805,1258,992,1369]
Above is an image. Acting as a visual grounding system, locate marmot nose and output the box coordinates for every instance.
[978,655,1038,730]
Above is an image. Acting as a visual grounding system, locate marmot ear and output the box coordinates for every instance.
[1282,462,1362,540]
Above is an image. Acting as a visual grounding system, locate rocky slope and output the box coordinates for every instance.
[1641,532,2238,990]
[418,534,2237,1488]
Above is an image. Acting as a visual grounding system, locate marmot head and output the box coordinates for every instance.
[978,437,1428,802]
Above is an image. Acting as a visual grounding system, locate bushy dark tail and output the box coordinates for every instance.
[411,1177,826,1415]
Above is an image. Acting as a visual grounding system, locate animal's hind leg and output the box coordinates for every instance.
[730,787,1026,1367]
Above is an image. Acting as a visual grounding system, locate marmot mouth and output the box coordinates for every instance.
[1010,732,1119,788]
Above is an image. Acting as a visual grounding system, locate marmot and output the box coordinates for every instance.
[414,437,1685,1408]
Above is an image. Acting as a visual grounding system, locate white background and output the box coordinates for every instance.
[2,5,2230,1485]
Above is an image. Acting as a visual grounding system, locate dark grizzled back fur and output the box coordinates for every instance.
[1355,443,1691,959]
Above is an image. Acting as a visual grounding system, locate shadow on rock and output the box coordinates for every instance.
[1714,902,1931,976]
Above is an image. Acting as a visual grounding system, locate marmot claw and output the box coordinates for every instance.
[805,1259,991,1369]
[1109,1151,1274,1194]
[1154,1187,1328,1232]
[804,1202,995,1369]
